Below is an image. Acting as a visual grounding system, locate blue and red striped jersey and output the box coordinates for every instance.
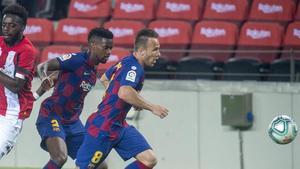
[39,52,97,124]
[87,55,144,138]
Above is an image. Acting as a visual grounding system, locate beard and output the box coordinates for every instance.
[4,34,21,46]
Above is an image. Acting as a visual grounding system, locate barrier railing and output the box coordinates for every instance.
[143,48,300,82]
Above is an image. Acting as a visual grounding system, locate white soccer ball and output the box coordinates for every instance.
[268,115,298,144]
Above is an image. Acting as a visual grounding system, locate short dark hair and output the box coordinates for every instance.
[2,4,28,25]
[134,29,159,51]
[88,27,113,42]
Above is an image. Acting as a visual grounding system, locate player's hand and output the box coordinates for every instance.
[37,63,48,80]
[41,76,54,91]
[151,105,169,119]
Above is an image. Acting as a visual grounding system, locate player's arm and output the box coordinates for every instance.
[100,64,116,90]
[33,71,59,100]
[0,50,35,93]
[100,73,110,89]
[0,70,26,93]
[118,86,169,119]
[37,58,60,80]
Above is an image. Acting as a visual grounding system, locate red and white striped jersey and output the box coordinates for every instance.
[0,36,37,119]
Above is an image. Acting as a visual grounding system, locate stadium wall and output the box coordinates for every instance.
[0,79,300,169]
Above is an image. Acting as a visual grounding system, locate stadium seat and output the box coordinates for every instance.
[68,0,111,21]
[235,21,284,63]
[24,18,53,47]
[156,0,202,22]
[97,47,130,75]
[268,58,300,82]
[189,20,239,62]
[203,0,249,23]
[148,20,192,61]
[248,0,295,24]
[53,18,99,45]
[113,0,155,22]
[282,22,300,59]
[176,56,216,80]
[295,2,300,21]
[39,45,81,64]
[223,57,262,81]
[104,20,145,48]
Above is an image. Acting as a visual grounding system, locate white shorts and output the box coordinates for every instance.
[0,115,23,160]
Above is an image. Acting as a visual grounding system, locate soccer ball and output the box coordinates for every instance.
[268,115,298,144]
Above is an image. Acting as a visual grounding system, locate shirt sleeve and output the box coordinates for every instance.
[56,53,82,71]
[119,64,143,88]
[15,48,36,80]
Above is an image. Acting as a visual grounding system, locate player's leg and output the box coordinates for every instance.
[36,117,68,168]
[0,116,22,160]
[67,133,109,169]
[75,132,112,169]
[126,150,157,169]
[44,137,68,168]
[115,126,156,169]
[96,162,108,169]
[75,114,113,169]
[66,120,109,169]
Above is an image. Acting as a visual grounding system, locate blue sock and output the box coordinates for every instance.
[43,159,60,169]
[125,160,151,169]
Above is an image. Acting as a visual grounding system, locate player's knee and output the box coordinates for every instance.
[147,155,158,167]
[140,153,158,168]
[52,153,68,166]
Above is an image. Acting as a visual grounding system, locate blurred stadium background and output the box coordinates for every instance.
[1,0,300,169]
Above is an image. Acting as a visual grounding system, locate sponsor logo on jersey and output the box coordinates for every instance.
[80,81,92,92]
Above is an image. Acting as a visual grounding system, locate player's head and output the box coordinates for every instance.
[87,27,114,64]
[134,28,160,67]
[1,4,28,46]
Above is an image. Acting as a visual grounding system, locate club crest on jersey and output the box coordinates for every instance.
[80,81,92,92]
[58,54,72,61]
[126,70,136,82]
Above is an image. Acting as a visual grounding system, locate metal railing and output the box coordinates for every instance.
[144,48,300,82]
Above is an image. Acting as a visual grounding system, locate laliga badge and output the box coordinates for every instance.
[126,70,136,82]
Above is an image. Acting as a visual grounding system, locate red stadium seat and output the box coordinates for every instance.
[39,45,81,63]
[156,0,202,21]
[104,20,145,48]
[295,2,300,21]
[53,18,99,45]
[113,0,155,21]
[97,47,130,74]
[68,0,111,20]
[24,18,53,47]
[236,22,284,63]
[249,0,295,23]
[148,20,192,61]
[190,21,239,62]
[282,22,300,59]
[203,0,249,23]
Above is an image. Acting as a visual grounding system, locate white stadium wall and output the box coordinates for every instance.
[1,79,300,169]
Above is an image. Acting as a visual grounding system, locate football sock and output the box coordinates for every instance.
[125,160,151,169]
[43,159,60,169]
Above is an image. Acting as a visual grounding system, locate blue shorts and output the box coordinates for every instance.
[75,125,151,169]
[36,115,85,159]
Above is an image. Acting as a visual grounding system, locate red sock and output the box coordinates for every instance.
[43,159,60,169]
[125,160,151,169]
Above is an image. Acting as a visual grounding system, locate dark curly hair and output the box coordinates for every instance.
[2,4,28,25]
[88,27,113,42]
